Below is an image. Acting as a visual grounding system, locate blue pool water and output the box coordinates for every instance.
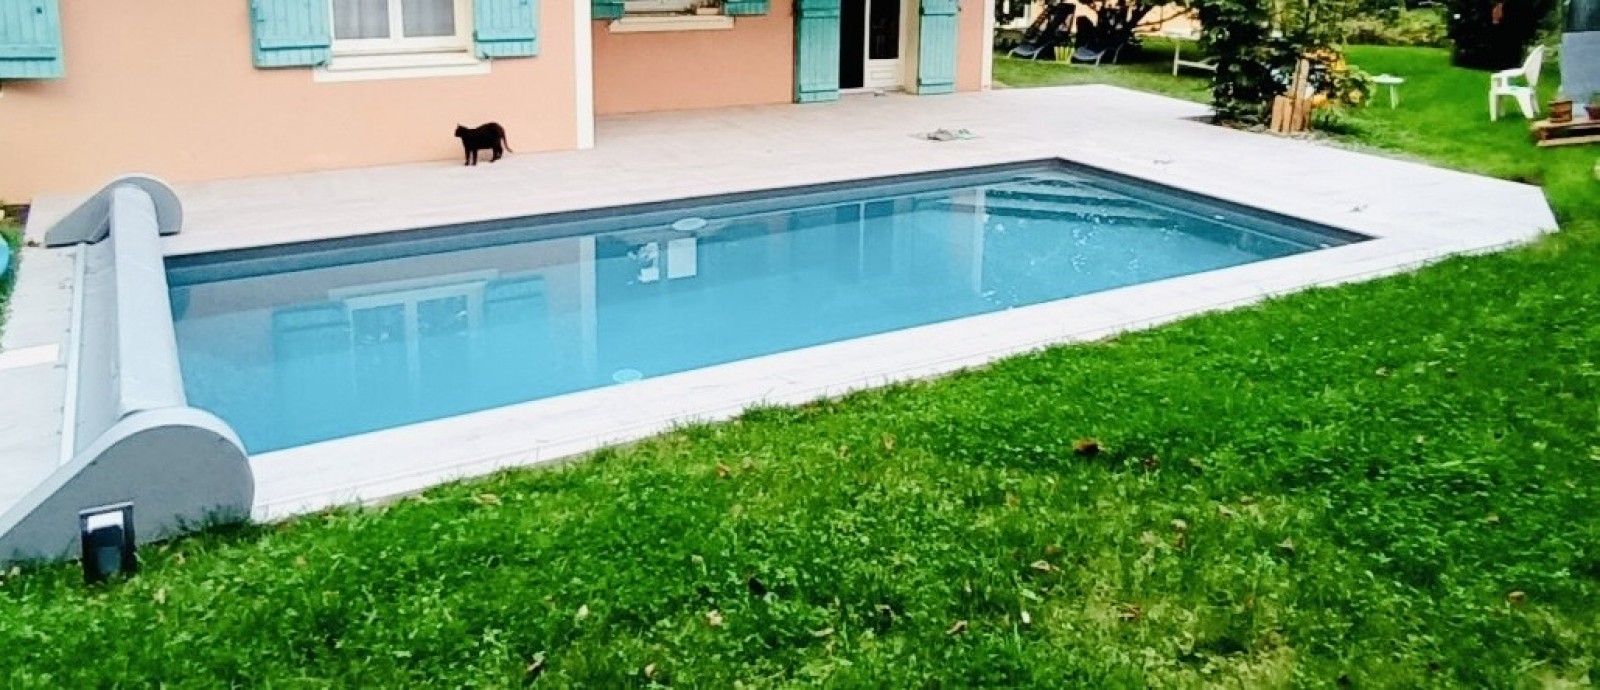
[167,162,1363,452]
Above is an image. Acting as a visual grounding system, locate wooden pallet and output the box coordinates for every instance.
[1531,117,1600,148]
[1269,59,1314,135]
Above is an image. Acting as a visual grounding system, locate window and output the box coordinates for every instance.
[606,0,761,32]
[610,2,735,31]
[333,272,492,399]
[331,0,472,55]
[629,237,700,284]
[257,0,536,75]
[317,0,491,81]
[596,0,767,30]
[622,0,710,13]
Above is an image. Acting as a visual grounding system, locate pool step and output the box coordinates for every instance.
[1001,179,1133,203]
[937,195,1170,226]
[983,184,1152,209]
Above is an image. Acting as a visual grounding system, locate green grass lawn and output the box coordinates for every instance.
[1335,45,1598,224]
[3,47,1598,688]
[994,39,1212,102]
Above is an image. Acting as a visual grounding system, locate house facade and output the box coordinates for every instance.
[0,0,992,202]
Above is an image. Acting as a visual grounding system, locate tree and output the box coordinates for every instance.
[1445,0,1558,69]
[1190,0,1370,125]
[1071,0,1167,56]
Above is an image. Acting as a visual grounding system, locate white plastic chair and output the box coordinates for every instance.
[1489,45,1545,121]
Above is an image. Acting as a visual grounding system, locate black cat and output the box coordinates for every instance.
[454,122,513,166]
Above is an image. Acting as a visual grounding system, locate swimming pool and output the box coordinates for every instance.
[167,161,1365,453]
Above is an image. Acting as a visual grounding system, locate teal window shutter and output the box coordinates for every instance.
[0,0,64,79]
[794,0,840,102]
[916,0,957,94]
[593,0,624,20]
[724,0,769,15]
[475,0,539,58]
[250,0,332,68]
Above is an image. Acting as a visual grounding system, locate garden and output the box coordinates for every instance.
[0,2,1597,686]
[1,213,18,324]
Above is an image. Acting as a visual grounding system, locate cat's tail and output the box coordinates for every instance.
[502,134,513,154]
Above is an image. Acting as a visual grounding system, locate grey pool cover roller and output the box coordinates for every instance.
[0,175,253,566]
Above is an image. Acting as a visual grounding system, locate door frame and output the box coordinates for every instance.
[899,0,922,92]
[862,0,907,90]
[838,0,915,92]
[798,0,952,101]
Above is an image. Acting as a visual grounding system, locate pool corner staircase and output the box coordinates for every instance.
[0,175,254,568]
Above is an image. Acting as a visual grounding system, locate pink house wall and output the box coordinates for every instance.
[592,15,797,116]
[0,1,577,202]
[1,2,992,202]
[592,0,986,116]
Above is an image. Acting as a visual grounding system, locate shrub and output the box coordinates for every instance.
[1193,0,1370,126]
[1301,49,1378,108]
[1342,7,1450,46]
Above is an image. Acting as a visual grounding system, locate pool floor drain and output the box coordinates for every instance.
[612,368,644,383]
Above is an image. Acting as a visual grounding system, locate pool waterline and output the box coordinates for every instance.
[167,160,1367,454]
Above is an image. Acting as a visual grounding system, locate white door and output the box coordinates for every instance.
[863,0,903,89]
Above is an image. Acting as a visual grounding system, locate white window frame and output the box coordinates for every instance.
[330,270,497,395]
[623,0,703,12]
[318,0,490,82]
[609,0,735,32]
[620,0,697,11]
[330,0,474,56]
